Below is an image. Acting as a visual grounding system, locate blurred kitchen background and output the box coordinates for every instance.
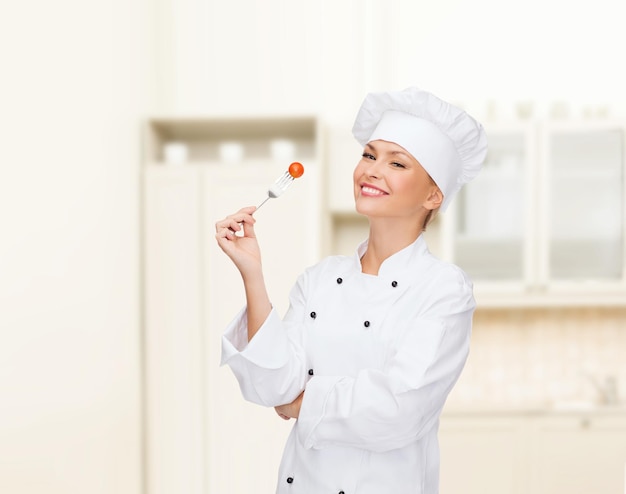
[1,0,625,493]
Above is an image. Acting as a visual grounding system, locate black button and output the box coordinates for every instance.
[310,311,316,319]
[364,321,370,328]
[336,277,343,284]
[308,368,314,376]
[339,491,345,494]
[287,477,294,484]
[391,280,398,287]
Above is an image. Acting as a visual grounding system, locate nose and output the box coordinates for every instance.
[364,159,383,179]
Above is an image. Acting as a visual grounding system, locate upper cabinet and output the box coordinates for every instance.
[326,120,626,308]
[452,124,535,285]
[540,122,624,284]
[451,120,626,307]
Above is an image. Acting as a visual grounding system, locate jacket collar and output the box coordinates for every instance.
[353,234,430,280]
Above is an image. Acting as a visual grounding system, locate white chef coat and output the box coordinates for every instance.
[221,234,475,494]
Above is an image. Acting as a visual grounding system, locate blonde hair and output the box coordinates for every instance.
[422,174,441,231]
[422,207,439,231]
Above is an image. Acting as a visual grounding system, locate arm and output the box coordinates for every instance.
[275,391,304,420]
[220,267,311,407]
[215,206,271,341]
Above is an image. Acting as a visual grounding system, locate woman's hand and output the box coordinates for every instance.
[215,206,262,276]
[275,391,304,420]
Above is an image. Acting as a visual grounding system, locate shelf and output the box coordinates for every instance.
[144,115,319,165]
[146,158,319,170]
[549,169,622,180]
[474,286,626,309]
[149,115,317,140]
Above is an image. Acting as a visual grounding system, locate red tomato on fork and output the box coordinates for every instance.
[288,162,304,178]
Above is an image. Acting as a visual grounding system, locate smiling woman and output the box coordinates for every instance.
[215,87,487,494]
[353,140,442,232]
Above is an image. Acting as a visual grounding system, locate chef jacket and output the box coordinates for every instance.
[221,234,475,494]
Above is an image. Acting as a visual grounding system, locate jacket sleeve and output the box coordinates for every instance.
[295,270,474,453]
[220,272,309,407]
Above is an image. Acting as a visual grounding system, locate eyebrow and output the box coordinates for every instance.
[366,142,412,159]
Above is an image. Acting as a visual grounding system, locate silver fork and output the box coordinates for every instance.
[234,170,297,236]
[256,170,295,211]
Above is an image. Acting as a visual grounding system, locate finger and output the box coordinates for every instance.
[215,226,236,243]
[217,217,247,236]
[241,218,256,237]
[238,205,257,215]
[215,218,243,233]
[215,207,256,232]
[226,214,256,233]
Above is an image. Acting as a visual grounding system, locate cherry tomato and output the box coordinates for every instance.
[288,162,304,178]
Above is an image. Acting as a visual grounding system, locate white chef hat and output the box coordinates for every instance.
[352,87,487,211]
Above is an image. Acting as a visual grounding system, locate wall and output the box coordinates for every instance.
[0,1,155,493]
[449,308,626,410]
[155,0,626,122]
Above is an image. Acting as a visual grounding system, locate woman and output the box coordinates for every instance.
[215,87,487,494]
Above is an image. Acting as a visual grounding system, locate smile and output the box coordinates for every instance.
[361,185,388,196]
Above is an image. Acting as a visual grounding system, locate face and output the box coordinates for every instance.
[353,140,442,220]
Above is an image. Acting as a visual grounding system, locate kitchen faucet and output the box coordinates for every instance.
[584,373,619,406]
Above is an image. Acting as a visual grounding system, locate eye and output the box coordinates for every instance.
[362,152,375,160]
[391,161,407,169]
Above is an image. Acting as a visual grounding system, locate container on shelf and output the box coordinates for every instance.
[163,141,188,165]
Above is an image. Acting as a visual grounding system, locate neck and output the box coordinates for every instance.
[360,217,423,275]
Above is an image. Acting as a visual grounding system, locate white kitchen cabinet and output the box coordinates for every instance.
[439,415,527,494]
[439,410,626,494]
[528,413,626,494]
[540,122,625,285]
[454,120,626,307]
[451,124,536,288]
[143,116,321,494]
[143,166,205,494]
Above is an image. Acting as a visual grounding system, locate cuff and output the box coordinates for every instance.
[220,306,291,369]
[296,375,344,449]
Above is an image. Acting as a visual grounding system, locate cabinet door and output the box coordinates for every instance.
[202,163,320,494]
[439,416,527,494]
[529,415,626,494]
[451,125,535,286]
[326,124,362,213]
[144,167,205,494]
[542,123,625,285]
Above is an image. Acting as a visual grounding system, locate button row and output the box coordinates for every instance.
[335,277,398,288]
[310,311,372,329]
[310,312,371,327]
[286,477,344,493]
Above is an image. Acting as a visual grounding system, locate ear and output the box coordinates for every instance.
[424,186,443,210]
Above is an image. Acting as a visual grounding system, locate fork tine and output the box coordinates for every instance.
[279,176,293,187]
[256,169,296,209]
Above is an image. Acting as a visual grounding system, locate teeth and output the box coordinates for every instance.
[362,186,386,195]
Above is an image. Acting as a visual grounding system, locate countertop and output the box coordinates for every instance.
[442,402,626,416]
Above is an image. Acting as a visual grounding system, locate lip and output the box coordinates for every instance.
[360,183,388,197]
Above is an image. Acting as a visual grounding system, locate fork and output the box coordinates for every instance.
[233,169,297,236]
[256,170,295,211]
